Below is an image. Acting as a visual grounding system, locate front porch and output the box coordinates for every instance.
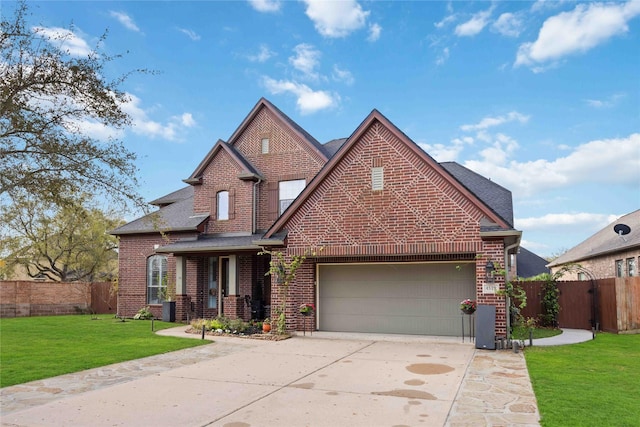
[157,234,272,323]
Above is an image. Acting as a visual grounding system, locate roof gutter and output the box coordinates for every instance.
[480,230,522,250]
[156,245,261,254]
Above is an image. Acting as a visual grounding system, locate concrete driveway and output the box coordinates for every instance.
[1,330,540,427]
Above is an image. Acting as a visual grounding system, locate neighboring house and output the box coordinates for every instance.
[516,247,550,279]
[112,98,521,337]
[548,210,640,280]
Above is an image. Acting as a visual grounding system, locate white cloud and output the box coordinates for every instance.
[109,11,141,32]
[530,0,570,13]
[119,93,194,141]
[585,92,626,108]
[419,136,473,162]
[368,23,382,42]
[492,12,523,37]
[461,111,530,132]
[303,0,369,38]
[332,65,354,85]
[248,0,281,13]
[63,117,123,141]
[435,47,450,66]
[516,212,620,230]
[464,133,640,197]
[435,14,457,29]
[454,7,493,37]
[262,77,338,114]
[33,26,92,57]
[289,44,321,80]
[179,113,196,127]
[178,28,201,41]
[515,1,640,68]
[248,44,275,63]
[478,133,519,165]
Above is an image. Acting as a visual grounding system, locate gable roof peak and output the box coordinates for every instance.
[264,107,513,238]
[184,139,262,184]
[227,97,329,161]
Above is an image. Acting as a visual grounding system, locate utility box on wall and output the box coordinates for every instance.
[475,304,496,350]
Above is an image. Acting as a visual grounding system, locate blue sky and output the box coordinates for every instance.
[19,0,640,258]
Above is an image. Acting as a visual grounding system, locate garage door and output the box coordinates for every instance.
[318,263,475,336]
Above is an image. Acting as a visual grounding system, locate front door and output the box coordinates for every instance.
[208,258,218,311]
[219,257,231,315]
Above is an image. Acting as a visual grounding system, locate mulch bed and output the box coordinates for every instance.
[185,327,291,341]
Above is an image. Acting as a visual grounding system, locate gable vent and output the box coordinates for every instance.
[372,167,384,191]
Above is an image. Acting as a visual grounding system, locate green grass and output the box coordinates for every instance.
[512,326,562,340]
[525,333,640,427]
[0,315,210,388]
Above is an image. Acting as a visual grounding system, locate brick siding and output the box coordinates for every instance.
[273,119,509,335]
[117,102,512,336]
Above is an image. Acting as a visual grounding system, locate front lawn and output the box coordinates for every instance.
[0,315,210,388]
[512,326,562,340]
[526,333,640,427]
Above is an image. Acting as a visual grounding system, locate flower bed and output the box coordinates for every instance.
[184,327,291,341]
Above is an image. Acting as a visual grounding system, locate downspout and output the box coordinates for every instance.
[252,178,262,234]
[504,238,521,341]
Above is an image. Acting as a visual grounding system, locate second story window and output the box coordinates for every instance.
[217,191,229,220]
[279,179,305,215]
[261,138,269,154]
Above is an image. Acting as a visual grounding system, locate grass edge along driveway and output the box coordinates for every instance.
[525,333,640,427]
[0,315,210,388]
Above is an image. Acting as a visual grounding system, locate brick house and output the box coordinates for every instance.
[548,209,640,280]
[112,98,521,337]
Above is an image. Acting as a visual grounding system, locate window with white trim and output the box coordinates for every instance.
[279,179,305,215]
[261,138,269,154]
[217,191,229,220]
[147,255,167,304]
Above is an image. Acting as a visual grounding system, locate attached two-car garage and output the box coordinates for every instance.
[317,262,476,336]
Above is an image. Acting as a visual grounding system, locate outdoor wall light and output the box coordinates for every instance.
[485,260,495,283]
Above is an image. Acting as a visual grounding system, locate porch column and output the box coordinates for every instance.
[175,256,188,322]
[175,256,186,295]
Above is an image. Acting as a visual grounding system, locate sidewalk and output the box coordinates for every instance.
[532,328,593,346]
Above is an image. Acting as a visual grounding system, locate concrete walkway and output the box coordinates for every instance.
[1,327,544,427]
[532,328,594,346]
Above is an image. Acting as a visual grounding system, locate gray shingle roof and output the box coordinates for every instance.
[439,162,514,228]
[110,190,207,235]
[149,186,193,206]
[548,209,640,267]
[323,138,347,157]
[156,233,265,253]
[517,247,550,278]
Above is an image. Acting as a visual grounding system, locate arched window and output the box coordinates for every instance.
[147,255,167,304]
[217,191,229,220]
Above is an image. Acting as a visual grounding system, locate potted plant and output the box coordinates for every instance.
[299,303,314,316]
[262,318,271,333]
[460,299,476,315]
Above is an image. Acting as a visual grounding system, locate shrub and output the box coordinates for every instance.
[133,306,153,320]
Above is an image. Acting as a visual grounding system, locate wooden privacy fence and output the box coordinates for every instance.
[0,281,117,318]
[517,277,640,333]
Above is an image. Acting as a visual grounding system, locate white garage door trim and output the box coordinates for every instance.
[316,261,476,336]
